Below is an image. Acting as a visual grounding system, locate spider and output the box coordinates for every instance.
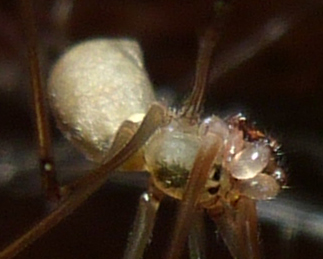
[1,1,323,259]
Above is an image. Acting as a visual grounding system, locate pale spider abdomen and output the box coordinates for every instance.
[48,39,156,162]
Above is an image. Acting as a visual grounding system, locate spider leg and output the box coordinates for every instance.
[0,103,166,259]
[123,180,164,259]
[207,196,260,259]
[188,209,207,259]
[165,133,223,259]
[105,120,139,159]
[20,0,60,203]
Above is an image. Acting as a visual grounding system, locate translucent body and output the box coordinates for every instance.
[144,113,285,203]
[145,120,202,199]
[48,39,156,162]
[48,38,284,205]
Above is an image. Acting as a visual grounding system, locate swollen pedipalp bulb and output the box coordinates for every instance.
[238,173,280,200]
[228,144,271,179]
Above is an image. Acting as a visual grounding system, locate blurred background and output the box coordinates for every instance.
[0,0,323,258]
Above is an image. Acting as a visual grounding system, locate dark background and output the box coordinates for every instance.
[0,0,323,258]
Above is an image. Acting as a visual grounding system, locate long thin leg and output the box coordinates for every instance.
[165,133,222,259]
[182,0,233,118]
[0,103,166,259]
[188,209,207,259]
[20,0,60,202]
[123,180,164,259]
[51,0,74,49]
[208,197,261,259]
